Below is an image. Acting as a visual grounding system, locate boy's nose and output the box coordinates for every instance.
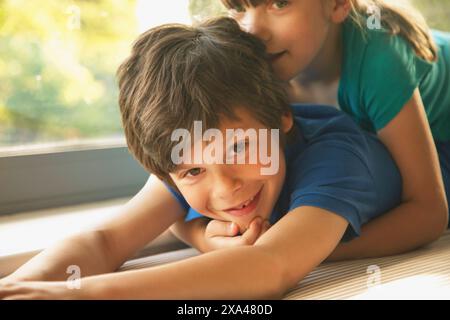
[211,169,243,200]
[239,10,271,43]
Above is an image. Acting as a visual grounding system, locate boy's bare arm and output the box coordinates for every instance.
[1,231,112,282]
[2,175,185,282]
[72,206,348,299]
[0,206,347,299]
[171,209,444,263]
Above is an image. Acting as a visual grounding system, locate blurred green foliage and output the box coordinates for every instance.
[412,0,450,31]
[189,0,226,22]
[0,0,137,146]
[0,0,449,147]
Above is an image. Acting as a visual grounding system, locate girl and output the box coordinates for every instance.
[171,0,450,260]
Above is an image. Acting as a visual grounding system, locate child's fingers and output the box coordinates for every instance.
[204,217,265,250]
[239,217,263,245]
[211,219,261,248]
[205,219,239,238]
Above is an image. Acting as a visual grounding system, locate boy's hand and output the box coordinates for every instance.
[204,217,271,251]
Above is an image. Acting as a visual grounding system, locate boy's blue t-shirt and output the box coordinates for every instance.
[340,19,450,141]
[166,104,402,242]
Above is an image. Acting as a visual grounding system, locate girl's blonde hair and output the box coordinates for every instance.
[349,0,437,61]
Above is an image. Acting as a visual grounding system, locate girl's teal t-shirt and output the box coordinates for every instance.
[339,19,450,141]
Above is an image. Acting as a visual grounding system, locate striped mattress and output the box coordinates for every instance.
[119,230,450,299]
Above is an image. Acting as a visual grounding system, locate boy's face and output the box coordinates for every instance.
[169,107,293,233]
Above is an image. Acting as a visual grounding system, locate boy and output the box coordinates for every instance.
[0,17,401,299]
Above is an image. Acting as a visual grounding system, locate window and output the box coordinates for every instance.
[0,0,224,215]
[0,0,223,149]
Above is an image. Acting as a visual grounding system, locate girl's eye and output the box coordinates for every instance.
[184,168,203,178]
[272,0,289,10]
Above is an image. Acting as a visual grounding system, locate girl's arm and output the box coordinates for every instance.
[327,89,448,261]
[0,207,348,299]
[2,175,185,282]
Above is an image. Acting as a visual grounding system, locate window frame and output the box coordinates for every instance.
[0,139,148,216]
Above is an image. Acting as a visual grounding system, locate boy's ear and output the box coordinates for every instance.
[281,111,294,134]
[328,0,352,24]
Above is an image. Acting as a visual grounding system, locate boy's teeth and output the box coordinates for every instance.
[235,196,255,210]
[236,203,246,210]
[228,190,261,211]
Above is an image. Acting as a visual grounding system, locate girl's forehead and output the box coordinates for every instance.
[222,0,267,9]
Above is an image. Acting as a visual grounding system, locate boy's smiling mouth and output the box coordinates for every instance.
[222,186,263,217]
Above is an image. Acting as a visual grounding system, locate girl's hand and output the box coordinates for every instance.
[204,216,272,251]
[0,279,86,300]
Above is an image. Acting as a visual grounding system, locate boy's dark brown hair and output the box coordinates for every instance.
[117,17,292,189]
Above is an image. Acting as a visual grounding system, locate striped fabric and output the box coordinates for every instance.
[119,230,450,299]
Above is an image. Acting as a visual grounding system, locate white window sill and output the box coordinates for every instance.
[0,198,187,277]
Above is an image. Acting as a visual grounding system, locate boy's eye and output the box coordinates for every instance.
[271,0,289,9]
[183,168,204,178]
[232,140,248,154]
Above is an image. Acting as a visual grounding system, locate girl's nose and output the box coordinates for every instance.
[239,10,271,43]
